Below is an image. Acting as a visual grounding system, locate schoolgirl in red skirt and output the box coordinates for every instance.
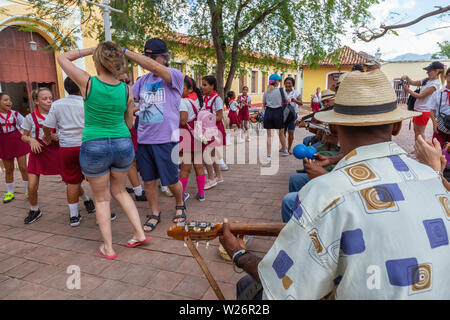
[21,88,61,224]
[179,76,206,202]
[201,75,226,190]
[225,91,243,143]
[0,92,30,203]
[238,86,252,142]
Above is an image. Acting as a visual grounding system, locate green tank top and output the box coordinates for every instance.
[82,76,131,142]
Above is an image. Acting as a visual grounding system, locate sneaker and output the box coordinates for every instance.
[196,194,205,201]
[266,155,272,161]
[281,151,290,157]
[3,192,14,204]
[204,179,217,190]
[161,186,174,197]
[246,137,251,142]
[70,215,82,227]
[216,177,224,183]
[24,209,42,224]
[84,199,96,214]
[135,191,147,201]
[219,163,229,171]
[183,192,190,202]
[126,187,134,193]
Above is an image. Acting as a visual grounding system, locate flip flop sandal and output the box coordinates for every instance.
[173,205,187,224]
[143,212,161,232]
[126,236,152,248]
[98,245,117,260]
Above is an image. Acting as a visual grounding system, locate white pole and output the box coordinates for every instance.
[103,0,112,41]
[82,0,122,42]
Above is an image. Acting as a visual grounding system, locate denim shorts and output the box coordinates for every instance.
[80,138,135,178]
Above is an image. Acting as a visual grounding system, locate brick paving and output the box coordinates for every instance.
[0,110,433,300]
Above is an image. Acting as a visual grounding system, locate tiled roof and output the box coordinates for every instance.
[317,46,370,66]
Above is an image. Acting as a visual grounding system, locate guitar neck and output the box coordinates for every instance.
[217,222,285,237]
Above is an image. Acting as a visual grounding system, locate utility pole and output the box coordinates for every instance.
[83,0,123,41]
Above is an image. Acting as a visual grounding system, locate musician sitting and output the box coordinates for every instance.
[219,70,450,299]
[281,90,342,222]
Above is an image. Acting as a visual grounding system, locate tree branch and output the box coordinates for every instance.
[416,25,450,36]
[356,5,450,42]
[237,0,284,40]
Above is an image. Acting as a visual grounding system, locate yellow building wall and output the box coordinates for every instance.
[302,66,352,102]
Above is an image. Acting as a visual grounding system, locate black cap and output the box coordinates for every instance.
[352,64,364,72]
[424,61,445,71]
[144,38,168,55]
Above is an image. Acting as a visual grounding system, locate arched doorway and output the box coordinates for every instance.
[327,72,346,91]
[0,26,59,115]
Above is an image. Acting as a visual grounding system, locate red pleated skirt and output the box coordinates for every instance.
[239,105,250,121]
[0,130,31,160]
[27,140,61,175]
[228,110,240,126]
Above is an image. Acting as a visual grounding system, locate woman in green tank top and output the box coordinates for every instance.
[58,42,150,260]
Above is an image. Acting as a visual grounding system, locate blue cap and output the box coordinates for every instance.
[144,38,168,55]
[269,73,282,82]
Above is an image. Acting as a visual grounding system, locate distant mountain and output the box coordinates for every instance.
[388,53,434,61]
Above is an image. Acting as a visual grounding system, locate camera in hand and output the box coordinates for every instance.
[399,80,408,86]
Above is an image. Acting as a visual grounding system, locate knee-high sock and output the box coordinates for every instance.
[179,177,188,197]
[196,175,206,196]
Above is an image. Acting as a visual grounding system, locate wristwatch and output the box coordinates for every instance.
[232,249,249,269]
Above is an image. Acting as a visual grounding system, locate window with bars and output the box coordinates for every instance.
[251,71,257,93]
[261,73,267,92]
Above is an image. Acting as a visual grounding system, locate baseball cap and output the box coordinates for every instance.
[144,38,168,55]
[364,60,381,67]
[423,61,445,71]
[269,73,282,82]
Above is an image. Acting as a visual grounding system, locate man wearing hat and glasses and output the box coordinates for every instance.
[364,59,381,72]
[220,70,450,299]
[122,38,186,232]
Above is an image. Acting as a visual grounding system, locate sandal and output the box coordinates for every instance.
[126,236,152,248]
[143,212,161,232]
[173,205,187,224]
[98,245,117,260]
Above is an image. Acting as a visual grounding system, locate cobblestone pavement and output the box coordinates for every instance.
[0,109,433,300]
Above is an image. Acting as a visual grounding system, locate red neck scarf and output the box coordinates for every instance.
[204,91,218,107]
[445,89,450,105]
[185,91,198,101]
[34,109,47,121]
[0,111,12,131]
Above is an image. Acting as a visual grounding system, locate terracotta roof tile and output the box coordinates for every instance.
[317,46,369,66]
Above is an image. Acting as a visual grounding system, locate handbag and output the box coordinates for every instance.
[407,89,420,111]
[280,88,296,126]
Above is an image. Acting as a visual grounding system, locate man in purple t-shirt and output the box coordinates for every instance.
[124,38,186,232]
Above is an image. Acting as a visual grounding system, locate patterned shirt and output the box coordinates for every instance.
[258,142,450,299]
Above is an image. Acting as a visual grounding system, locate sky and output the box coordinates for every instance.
[340,0,450,60]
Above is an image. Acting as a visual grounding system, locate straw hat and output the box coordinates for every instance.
[315,69,421,126]
[321,89,335,102]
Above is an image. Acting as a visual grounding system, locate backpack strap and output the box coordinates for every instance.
[31,112,41,140]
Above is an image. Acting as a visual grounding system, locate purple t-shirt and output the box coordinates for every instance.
[132,68,184,144]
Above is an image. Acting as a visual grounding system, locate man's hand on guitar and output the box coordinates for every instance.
[219,218,246,258]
